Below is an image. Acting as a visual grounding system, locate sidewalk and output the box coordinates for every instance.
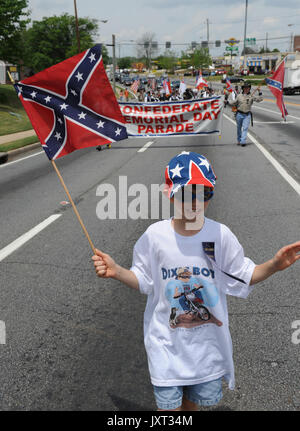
[0,129,36,146]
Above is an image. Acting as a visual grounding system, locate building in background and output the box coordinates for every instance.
[0,61,20,84]
[294,35,300,52]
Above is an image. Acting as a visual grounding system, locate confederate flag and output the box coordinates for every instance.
[14,44,128,160]
[265,58,288,120]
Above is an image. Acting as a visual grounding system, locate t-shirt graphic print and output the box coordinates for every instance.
[165,266,223,328]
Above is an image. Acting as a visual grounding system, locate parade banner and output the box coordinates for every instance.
[119,96,223,137]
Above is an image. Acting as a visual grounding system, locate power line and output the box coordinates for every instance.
[117,35,291,47]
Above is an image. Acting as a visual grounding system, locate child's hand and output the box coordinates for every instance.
[272,241,300,271]
[92,249,118,278]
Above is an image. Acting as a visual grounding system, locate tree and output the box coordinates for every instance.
[0,0,30,63]
[157,51,178,72]
[118,57,132,69]
[22,13,103,74]
[179,46,212,70]
[136,32,159,69]
[241,46,257,55]
[189,46,212,69]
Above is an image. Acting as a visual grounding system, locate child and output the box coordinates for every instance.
[92,151,300,411]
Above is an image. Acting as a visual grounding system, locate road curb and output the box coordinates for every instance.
[0,142,41,165]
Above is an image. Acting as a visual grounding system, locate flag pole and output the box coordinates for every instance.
[7,71,96,254]
[51,160,96,253]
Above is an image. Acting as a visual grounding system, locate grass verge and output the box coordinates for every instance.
[0,135,39,153]
[0,84,32,136]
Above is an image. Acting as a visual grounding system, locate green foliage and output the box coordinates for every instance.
[157,51,178,72]
[0,135,38,153]
[0,84,32,135]
[179,47,212,70]
[0,0,30,63]
[22,13,99,73]
[118,57,133,69]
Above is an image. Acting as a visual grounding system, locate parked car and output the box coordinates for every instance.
[123,76,133,86]
[240,69,249,76]
[216,69,226,75]
[114,72,121,82]
[221,76,245,83]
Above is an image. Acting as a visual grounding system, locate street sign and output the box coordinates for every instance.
[226,46,238,51]
[246,38,256,46]
[224,38,240,45]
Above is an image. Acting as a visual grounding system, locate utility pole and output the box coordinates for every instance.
[112,34,116,94]
[74,0,81,53]
[243,0,248,68]
[290,33,294,52]
[266,32,268,52]
[207,18,209,44]
[206,18,211,53]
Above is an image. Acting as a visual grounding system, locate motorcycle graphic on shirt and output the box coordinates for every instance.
[165,267,223,329]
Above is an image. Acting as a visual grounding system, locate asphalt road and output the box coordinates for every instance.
[0,104,300,411]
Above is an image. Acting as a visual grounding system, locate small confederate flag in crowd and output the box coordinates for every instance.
[196,70,208,90]
[225,78,234,93]
[163,78,172,96]
[14,44,127,160]
[265,58,288,120]
[179,79,187,96]
[130,79,140,93]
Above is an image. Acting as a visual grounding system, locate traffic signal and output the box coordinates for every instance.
[166,41,171,49]
[201,41,208,48]
[215,40,221,47]
[191,41,197,49]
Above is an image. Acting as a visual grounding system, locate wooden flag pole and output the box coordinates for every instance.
[8,67,96,254]
[51,160,96,254]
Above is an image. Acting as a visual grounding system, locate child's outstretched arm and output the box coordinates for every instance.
[250,241,300,285]
[92,249,139,290]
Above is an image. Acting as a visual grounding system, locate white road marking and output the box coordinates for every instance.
[0,151,44,168]
[253,105,300,121]
[138,141,154,152]
[224,113,300,197]
[0,214,62,262]
[0,321,6,344]
[254,121,295,124]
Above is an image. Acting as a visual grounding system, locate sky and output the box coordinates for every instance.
[27,0,300,58]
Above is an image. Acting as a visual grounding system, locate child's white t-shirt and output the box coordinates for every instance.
[130,217,256,389]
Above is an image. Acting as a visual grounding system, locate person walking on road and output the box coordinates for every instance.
[229,82,263,146]
[124,88,129,102]
[92,151,300,411]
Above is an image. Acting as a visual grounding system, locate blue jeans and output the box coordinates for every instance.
[236,112,251,144]
[153,377,223,410]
